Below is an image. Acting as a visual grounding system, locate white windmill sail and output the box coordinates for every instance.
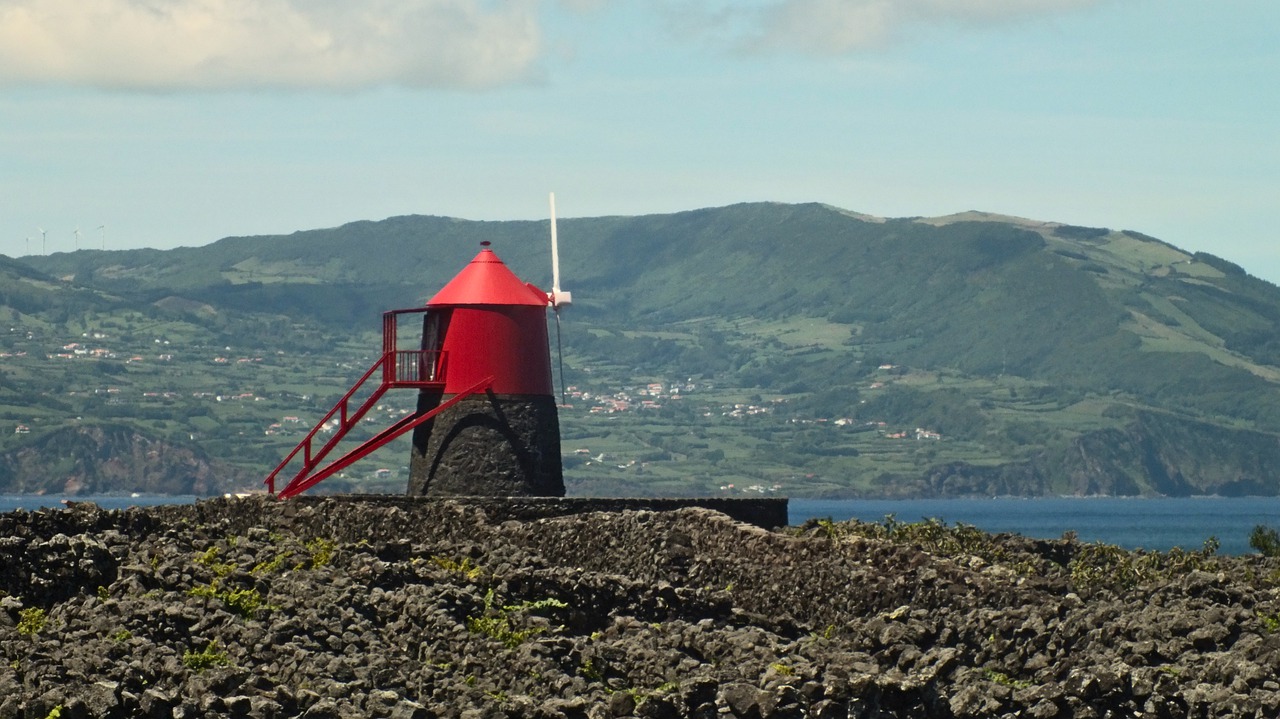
[548,193,572,405]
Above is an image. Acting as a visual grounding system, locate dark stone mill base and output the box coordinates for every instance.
[408,392,565,497]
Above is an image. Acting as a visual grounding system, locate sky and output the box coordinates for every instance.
[1,0,1277,281]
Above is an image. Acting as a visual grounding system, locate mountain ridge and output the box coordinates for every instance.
[9,201,1280,497]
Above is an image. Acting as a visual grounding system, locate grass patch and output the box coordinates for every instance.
[16,608,47,636]
[182,641,231,672]
[466,589,568,648]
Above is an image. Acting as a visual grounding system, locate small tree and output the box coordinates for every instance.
[1250,525,1280,557]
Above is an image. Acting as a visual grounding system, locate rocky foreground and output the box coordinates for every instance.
[2,498,1280,718]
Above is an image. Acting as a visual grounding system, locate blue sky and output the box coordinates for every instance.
[2,0,1277,281]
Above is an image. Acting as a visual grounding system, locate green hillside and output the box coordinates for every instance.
[15,202,1280,497]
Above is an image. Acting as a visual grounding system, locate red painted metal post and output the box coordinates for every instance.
[382,312,396,384]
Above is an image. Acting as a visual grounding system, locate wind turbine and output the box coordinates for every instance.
[74,227,81,250]
[97,225,106,250]
[547,193,572,406]
[25,237,30,254]
[37,227,46,255]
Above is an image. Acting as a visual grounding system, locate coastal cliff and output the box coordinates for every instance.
[2,497,1278,718]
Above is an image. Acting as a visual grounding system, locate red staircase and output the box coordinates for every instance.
[265,308,491,498]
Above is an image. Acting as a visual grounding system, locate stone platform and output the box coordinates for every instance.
[288,494,790,529]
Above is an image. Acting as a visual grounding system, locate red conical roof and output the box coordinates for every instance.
[427,247,550,307]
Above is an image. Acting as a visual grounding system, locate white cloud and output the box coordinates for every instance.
[0,0,541,90]
[671,0,1105,55]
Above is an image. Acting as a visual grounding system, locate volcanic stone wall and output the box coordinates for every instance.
[278,495,789,531]
[3,496,1280,718]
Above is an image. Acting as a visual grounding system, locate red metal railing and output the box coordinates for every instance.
[270,374,491,499]
[264,306,473,498]
[391,349,442,384]
[264,352,396,495]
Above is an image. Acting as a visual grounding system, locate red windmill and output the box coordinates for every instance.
[266,196,571,499]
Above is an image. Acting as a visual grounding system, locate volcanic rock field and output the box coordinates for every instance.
[2,496,1280,718]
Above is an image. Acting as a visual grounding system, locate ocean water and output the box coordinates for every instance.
[789,496,1280,556]
[0,494,197,513]
[3,494,1278,556]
